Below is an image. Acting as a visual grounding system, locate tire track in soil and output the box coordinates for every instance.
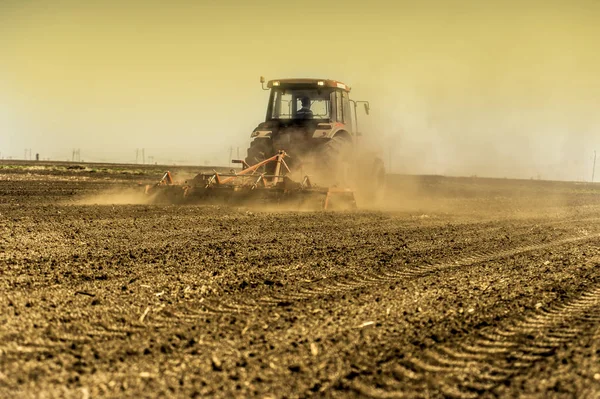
[160,232,600,398]
[206,215,600,292]
[9,234,596,398]
[501,317,600,398]
[179,230,600,317]
[0,321,149,361]
[348,284,600,399]
[283,218,597,303]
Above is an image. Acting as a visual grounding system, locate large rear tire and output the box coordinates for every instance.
[314,135,353,186]
[245,138,272,166]
[245,138,279,175]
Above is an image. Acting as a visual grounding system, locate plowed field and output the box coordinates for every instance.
[2,163,600,398]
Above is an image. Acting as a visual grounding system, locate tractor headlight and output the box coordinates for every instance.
[251,131,260,138]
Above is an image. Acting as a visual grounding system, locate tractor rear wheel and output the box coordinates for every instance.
[315,135,353,186]
[245,138,278,174]
[245,138,272,165]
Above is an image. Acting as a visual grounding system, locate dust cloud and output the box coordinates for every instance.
[74,187,152,206]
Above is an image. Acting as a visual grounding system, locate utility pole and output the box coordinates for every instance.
[229,146,233,167]
[593,150,597,183]
[142,148,145,164]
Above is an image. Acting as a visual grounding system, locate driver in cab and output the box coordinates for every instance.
[296,97,313,119]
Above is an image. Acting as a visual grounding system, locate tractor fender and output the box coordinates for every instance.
[311,123,348,139]
[250,129,273,139]
[250,121,280,139]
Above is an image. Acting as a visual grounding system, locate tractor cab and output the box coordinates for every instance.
[265,79,352,129]
[250,78,368,143]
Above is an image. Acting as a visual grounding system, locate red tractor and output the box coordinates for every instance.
[245,77,385,200]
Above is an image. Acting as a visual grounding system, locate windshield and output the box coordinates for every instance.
[269,88,332,120]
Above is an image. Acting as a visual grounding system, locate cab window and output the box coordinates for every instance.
[336,91,343,123]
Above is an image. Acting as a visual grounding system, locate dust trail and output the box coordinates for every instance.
[73,187,153,205]
[366,174,600,223]
[71,169,203,205]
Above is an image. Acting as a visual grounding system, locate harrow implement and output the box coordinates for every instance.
[145,151,356,210]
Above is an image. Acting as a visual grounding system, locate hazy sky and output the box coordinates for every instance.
[1,0,599,180]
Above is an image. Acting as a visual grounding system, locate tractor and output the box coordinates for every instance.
[245,77,385,199]
[145,77,384,209]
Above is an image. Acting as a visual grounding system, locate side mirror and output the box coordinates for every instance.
[364,103,370,115]
[260,76,269,91]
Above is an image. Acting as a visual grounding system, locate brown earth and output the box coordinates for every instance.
[1,163,600,398]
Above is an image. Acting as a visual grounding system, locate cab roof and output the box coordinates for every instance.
[267,78,351,92]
